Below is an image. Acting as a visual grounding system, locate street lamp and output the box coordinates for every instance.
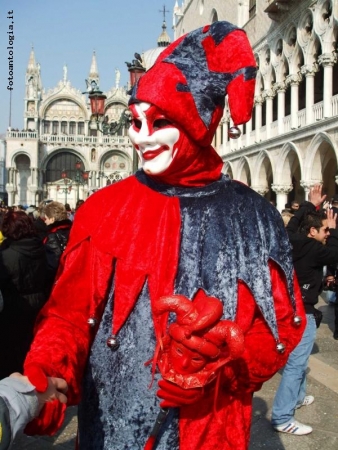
[125,53,146,89]
[125,52,147,173]
[84,82,131,136]
[88,88,107,132]
[56,169,72,205]
[74,160,89,201]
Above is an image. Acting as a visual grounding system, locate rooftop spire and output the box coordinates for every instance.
[89,51,99,79]
[27,46,36,73]
[87,51,100,89]
[25,46,42,99]
[157,20,171,48]
[157,6,171,48]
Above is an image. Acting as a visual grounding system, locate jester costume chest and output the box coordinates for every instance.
[77,171,294,449]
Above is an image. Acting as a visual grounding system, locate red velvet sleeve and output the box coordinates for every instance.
[223,260,306,393]
[23,237,113,436]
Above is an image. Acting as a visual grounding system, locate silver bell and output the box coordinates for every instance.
[107,335,120,351]
[293,315,302,326]
[276,342,286,354]
[87,317,97,327]
[228,126,241,139]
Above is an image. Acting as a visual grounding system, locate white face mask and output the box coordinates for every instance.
[128,102,180,175]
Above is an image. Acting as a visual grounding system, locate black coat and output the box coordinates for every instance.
[287,201,338,313]
[44,219,72,286]
[0,237,49,378]
[33,217,48,241]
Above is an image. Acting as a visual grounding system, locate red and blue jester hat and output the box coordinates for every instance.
[129,21,257,147]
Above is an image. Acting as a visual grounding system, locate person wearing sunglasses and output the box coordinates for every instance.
[272,184,338,436]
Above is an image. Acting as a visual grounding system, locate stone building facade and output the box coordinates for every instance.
[173,0,338,210]
[5,22,171,208]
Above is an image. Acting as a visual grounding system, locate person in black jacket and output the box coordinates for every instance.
[0,211,49,379]
[323,265,338,339]
[43,201,72,289]
[325,195,338,339]
[272,184,338,435]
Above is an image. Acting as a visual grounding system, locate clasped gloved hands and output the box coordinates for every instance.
[157,378,205,408]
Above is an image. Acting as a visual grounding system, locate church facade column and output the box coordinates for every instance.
[271,184,293,212]
[221,118,228,154]
[6,168,16,206]
[216,123,222,149]
[318,53,337,119]
[263,89,274,139]
[28,167,38,205]
[89,170,97,190]
[273,82,286,135]
[85,120,89,136]
[251,185,269,197]
[286,73,302,130]
[301,63,318,125]
[254,96,263,142]
[245,117,252,147]
[300,180,321,201]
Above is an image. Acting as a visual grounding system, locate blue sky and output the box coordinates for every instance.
[0,0,174,133]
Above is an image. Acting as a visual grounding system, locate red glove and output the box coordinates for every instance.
[24,400,67,436]
[23,365,68,436]
[157,379,204,408]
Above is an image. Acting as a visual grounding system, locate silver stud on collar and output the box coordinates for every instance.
[107,335,120,350]
[276,342,286,353]
[293,315,302,326]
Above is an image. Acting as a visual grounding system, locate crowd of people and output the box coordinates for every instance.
[0,19,337,450]
[0,201,82,378]
[270,185,338,435]
[1,186,338,446]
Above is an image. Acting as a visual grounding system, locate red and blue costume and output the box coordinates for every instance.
[23,21,306,449]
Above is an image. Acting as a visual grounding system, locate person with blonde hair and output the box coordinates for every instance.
[281,210,293,227]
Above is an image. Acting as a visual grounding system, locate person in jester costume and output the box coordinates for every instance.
[10,21,305,450]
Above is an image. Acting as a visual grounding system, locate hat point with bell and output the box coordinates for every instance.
[129,21,257,146]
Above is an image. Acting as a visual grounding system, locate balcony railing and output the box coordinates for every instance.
[39,134,131,145]
[7,131,37,139]
[6,131,131,146]
[223,94,338,154]
[313,102,324,122]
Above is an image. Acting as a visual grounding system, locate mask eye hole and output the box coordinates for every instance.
[192,357,204,363]
[133,119,142,130]
[175,346,183,356]
[153,119,172,130]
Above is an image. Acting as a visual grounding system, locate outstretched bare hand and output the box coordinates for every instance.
[326,207,337,230]
[308,184,326,207]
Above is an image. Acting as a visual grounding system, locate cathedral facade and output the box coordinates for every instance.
[5,22,171,208]
[173,0,338,210]
[6,51,132,208]
[5,1,338,211]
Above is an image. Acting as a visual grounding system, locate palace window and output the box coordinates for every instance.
[43,121,50,134]
[61,121,67,134]
[78,122,84,135]
[249,0,256,19]
[69,122,76,135]
[52,121,59,134]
